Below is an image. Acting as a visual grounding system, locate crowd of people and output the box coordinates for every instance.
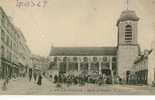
[52,73,113,87]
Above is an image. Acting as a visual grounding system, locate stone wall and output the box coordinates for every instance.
[117,45,139,81]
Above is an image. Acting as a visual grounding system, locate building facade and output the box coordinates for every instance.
[48,47,117,79]
[48,8,142,83]
[31,55,49,72]
[130,38,155,85]
[127,23,155,85]
[148,40,155,85]
[129,50,151,84]
[117,10,140,81]
[0,7,31,79]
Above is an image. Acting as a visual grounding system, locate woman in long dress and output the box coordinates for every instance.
[37,73,42,86]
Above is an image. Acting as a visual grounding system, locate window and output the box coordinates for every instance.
[54,57,57,62]
[83,57,88,62]
[1,15,5,24]
[112,57,116,62]
[63,57,67,62]
[101,62,110,69]
[1,29,5,42]
[10,41,13,49]
[8,51,12,61]
[125,25,132,42]
[102,57,107,62]
[6,35,9,46]
[1,46,5,58]
[93,57,97,62]
[73,57,77,62]
[112,63,117,70]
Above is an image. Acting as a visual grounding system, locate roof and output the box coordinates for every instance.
[117,10,139,26]
[49,47,117,56]
[134,50,153,64]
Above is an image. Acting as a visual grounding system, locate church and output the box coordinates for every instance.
[48,5,141,83]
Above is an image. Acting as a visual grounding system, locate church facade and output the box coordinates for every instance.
[48,9,141,83]
[49,47,117,79]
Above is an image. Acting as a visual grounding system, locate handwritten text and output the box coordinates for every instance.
[16,0,48,8]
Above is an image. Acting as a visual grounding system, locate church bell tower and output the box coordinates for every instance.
[117,0,140,82]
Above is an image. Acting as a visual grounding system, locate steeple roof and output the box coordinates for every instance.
[117,10,139,26]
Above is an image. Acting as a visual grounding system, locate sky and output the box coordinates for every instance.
[0,0,155,57]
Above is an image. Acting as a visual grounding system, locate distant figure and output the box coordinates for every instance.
[54,75,58,83]
[29,68,33,82]
[50,75,52,78]
[37,73,43,86]
[49,75,53,81]
[119,78,122,84]
[43,72,46,77]
[33,72,37,81]
[6,76,9,84]
[2,76,10,91]
[2,81,7,91]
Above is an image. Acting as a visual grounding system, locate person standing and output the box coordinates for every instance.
[29,68,32,82]
[37,73,42,86]
[54,75,58,83]
[33,71,37,81]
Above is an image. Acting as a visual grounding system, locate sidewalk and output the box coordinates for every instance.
[0,77,54,95]
[2,77,155,95]
[0,77,34,95]
[0,79,5,90]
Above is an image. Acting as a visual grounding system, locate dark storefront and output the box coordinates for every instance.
[136,70,148,84]
[0,58,19,80]
[129,70,148,85]
[80,62,89,74]
[59,62,67,74]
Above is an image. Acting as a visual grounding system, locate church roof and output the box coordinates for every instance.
[117,10,139,26]
[49,47,117,56]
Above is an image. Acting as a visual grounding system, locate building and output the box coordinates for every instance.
[48,8,142,83]
[0,7,31,79]
[128,22,155,85]
[121,22,155,85]
[148,40,155,85]
[129,50,152,84]
[48,47,117,80]
[31,55,49,73]
[116,10,140,82]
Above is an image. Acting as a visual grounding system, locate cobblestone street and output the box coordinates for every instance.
[1,77,155,95]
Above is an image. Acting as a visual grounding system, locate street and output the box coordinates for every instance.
[1,77,155,95]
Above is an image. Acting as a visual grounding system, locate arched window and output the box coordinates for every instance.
[83,57,88,62]
[102,57,108,62]
[93,57,97,62]
[63,57,67,62]
[125,25,132,42]
[73,57,78,62]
